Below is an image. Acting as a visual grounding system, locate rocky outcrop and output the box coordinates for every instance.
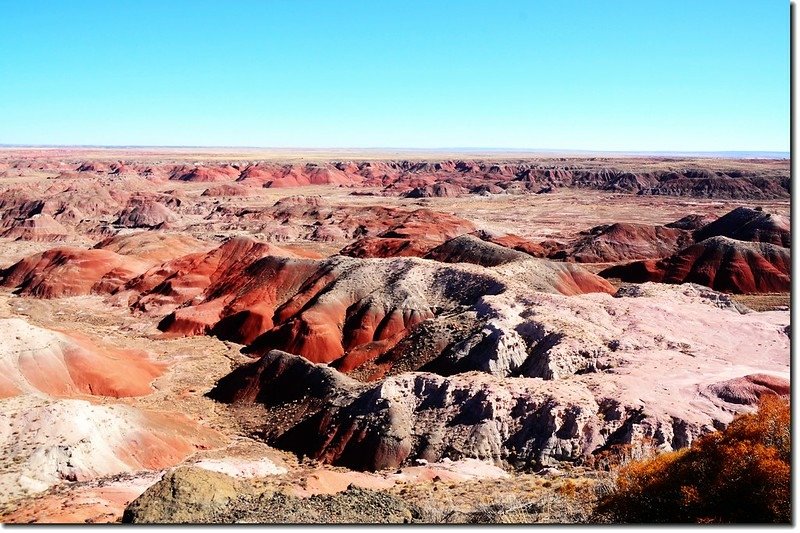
[339,209,476,258]
[123,469,413,524]
[76,161,113,174]
[201,184,254,197]
[209,283,789,471]
[473,231,547,258]
[212,352,605,470]
[664,213,718,231]
[425,234,533,267]
[114,197,178,228]
[402,183,468,198]
[158,250,613,371]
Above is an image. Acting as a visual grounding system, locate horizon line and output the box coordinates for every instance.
[0,144,790,159]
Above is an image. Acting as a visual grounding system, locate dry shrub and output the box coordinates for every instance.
[557,480,577,498]
[586,436,658,471]
[596,395,790,523]
[410,491,466,524]
[469,495,539,524]
[585,444,635,471]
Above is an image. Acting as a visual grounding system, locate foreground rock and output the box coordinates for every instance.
[123,467,413,524]
[0,472,161,524]
[122,467,242,524]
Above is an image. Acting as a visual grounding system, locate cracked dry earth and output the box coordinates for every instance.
[0,152,790,523]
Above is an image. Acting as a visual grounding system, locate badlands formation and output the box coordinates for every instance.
[0,149,789,523]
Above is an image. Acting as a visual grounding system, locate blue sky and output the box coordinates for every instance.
[0,1,789,151]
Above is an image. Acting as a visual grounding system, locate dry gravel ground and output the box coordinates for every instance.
[730,293,790,312]
[143,181,790,246]
[121,463,611,524]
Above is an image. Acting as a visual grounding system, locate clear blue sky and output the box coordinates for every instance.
[0,1,789,151]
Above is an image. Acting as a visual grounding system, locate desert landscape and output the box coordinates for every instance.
[0,148,789,523]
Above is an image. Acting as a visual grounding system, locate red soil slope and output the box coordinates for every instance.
[0,318,164,399]
[600,236,790,293]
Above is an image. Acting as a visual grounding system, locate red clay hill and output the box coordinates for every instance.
[550,222,694,263]
[2,232,614,376]
[600,237,790,294]
[599,207,790,294]
[156,240,613,372]
[0,317,164,399]
[0,232,209,298]
[692,206,790,247]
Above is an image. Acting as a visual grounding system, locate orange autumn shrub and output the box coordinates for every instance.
[596,395,790,523]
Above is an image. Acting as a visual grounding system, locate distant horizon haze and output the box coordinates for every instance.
[0,144,788,160]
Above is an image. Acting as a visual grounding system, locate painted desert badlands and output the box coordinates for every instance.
[0,148,789,523]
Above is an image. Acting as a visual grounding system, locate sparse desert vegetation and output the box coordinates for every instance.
[595,395,790,524]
